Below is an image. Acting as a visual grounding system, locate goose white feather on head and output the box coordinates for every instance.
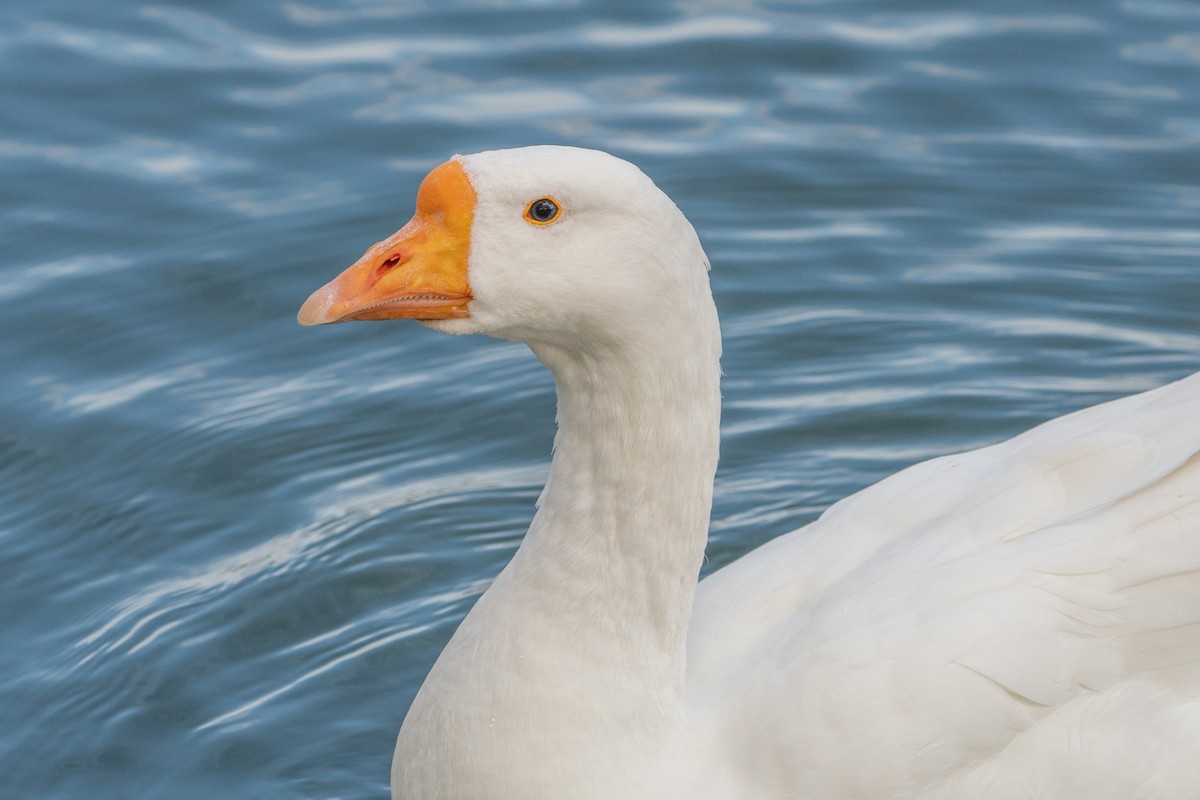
[444,146,711,347]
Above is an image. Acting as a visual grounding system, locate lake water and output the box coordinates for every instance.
[2,1,1199,797]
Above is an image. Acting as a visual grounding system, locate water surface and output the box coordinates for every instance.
[2,1,1199,797]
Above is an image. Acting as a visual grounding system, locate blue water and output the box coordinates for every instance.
[2,1,1199,796]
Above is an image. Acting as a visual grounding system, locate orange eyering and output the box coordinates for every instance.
[523,196,562,226]
[297,160,476,326]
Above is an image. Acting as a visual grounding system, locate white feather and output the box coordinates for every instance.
[383,146,1200,799]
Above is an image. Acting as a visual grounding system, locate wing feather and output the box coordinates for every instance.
[690,371,1200,794]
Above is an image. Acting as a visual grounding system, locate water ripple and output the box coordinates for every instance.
[3,1,1200,797]
[584,15,771,47]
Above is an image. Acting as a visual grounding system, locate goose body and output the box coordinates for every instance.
[299,146,1200,799]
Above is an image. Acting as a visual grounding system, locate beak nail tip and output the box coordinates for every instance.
[297,289,335,326]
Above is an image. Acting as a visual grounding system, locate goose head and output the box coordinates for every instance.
[297,146,715,355]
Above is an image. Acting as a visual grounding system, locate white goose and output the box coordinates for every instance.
[299,146,1200,799]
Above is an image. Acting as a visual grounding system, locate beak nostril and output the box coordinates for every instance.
[373,253,405,282]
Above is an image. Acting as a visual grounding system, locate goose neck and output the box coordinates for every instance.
[507,336,721,678]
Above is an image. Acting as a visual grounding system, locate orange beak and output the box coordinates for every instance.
[297,160,475,326]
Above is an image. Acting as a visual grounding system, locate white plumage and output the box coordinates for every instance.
[693,371,1200,797]
[301,146,1200,799]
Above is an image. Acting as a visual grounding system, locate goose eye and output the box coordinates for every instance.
[524,197,561,225]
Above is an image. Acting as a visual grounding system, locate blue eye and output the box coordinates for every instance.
[525,198,561,225]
